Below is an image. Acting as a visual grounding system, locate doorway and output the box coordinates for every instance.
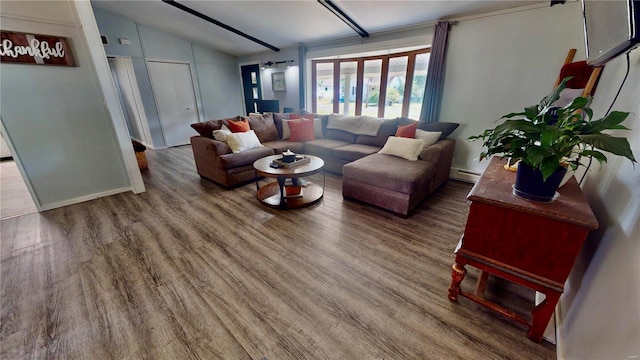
[147,61,200,147]
[0,129,38,220]
[241,64,262,115]
[108,57,152,147]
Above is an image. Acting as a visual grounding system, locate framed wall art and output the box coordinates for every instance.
[271,72,286,91]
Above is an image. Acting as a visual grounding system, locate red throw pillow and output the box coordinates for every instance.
[227,118,250,133]
[288,119,315,142]
[289,113,314,121]
[396,122,418,138]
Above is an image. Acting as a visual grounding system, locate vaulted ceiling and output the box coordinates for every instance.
[91,0,543,56]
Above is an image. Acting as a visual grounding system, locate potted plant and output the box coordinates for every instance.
[469,77,636,202]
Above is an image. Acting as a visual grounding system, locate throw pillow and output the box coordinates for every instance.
[225,130,263,153]
[227,118,250,133]
[190,117,239,139]
[290,113,323,138]
[281,119,293,140]
[415,120,460,140]
[213,124,232,142]
[396,121,418,138]
[415,129,442,148]
[246,113,279,142]
[288,119,315,142]
[378,136,425,161]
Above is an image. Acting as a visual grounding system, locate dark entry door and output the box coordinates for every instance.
[241,64,261,115]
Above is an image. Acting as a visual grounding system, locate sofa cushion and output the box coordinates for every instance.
[325,129,357,143]
[355,118,399,147]
[332,144,381,162]
[190,116,240,139]
[378,136,425,161]
[246,113,279,142]
[217,146,274,170]
[263,140,304,154]
[343,153,436,194]
[304,138,351,157]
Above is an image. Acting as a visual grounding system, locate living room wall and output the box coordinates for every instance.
[440,2,586,178]
[0,0,132,209]
[558,49,639,360]
[92,8,244,148]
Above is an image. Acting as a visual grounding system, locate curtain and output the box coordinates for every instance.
[419,21,451,123]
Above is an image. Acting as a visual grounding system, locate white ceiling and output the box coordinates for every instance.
[91,0,543,57]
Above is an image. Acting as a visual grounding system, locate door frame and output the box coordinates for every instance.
[146,59,202,148]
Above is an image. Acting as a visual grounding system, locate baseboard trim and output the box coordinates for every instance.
[450,167,481,183]
[39,187,132,211]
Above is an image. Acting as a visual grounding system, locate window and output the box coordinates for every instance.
[312,48,430,118]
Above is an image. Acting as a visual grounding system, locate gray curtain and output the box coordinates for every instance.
[419,21,451,123]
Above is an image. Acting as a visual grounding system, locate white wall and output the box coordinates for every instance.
[92,8,244,147]
[441,2,586,176]
[0,0,133,209]
[557,49,640,360]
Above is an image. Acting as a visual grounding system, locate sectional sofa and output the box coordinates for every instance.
[190,112,457,215]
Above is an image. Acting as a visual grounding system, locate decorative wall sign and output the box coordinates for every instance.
[0,31,76,66]
[272,72,286,91]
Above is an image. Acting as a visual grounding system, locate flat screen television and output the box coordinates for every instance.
[582,0,640,66]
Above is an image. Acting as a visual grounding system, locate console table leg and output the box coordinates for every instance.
[528,291,560,342]
[448,263,466,301]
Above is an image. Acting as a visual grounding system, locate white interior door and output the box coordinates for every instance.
[147,61,200,147]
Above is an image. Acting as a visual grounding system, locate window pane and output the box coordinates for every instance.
[315,62,334,114]
[384,56,408,118]
[251,72,257,84]
[408,53,430,119]
[339,61,357,115]
[361,59,382,117]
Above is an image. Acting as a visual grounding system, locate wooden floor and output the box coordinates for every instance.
[1,160,38,221]
[0,145,556,360]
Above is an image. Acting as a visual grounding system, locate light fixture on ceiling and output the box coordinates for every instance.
[317,0,369,38]
[261,61,274,69]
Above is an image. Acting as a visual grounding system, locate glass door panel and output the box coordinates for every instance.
[339,61,358,115]
[315,62,334,115]
[408,53,430,119]
[384,56,408,118]
[361,59,382,117]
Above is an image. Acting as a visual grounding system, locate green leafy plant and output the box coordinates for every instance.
[469,77,636,180]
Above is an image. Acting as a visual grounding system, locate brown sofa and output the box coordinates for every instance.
[190,113,305,187]
[190,112,458,215]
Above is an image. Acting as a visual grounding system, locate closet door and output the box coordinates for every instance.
[147,61,200,147]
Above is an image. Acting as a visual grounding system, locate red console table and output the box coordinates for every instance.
[448,157,598,342]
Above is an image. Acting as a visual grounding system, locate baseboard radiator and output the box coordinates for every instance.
[449,167,481,183]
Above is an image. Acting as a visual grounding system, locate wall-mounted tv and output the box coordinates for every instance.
[582,0,640,66]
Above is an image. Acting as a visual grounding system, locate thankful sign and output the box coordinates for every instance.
[1,31,76,66]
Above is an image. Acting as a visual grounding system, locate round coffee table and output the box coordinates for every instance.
[253,154,325,209]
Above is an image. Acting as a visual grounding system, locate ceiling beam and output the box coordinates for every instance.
[317,0,369,38]
[161,0,280,52]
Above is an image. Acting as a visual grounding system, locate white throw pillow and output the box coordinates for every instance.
[225,130,263,153]
[378,136,425,161]
[415,129,442,148]
[281,119,293,140]
[212,124,231,142]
